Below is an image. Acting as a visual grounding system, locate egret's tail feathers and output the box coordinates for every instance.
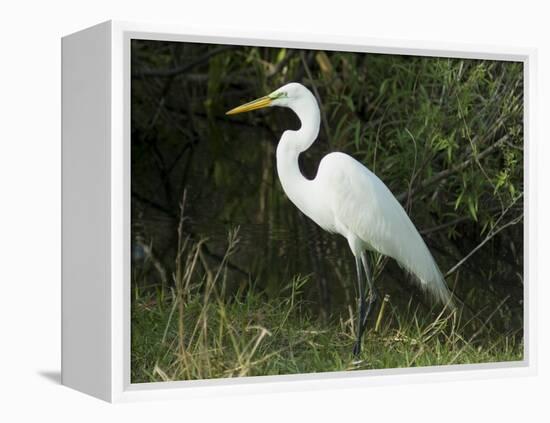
[405,266,456,311]
[422,268,456,311]
[395,241,456,311]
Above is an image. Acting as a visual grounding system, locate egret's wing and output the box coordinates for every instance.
[317,152,452,306]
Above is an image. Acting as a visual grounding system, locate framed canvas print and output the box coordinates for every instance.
[61,21,537,402]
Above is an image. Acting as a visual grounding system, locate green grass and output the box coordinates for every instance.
[131,227,522,383]
[131,275,523,383]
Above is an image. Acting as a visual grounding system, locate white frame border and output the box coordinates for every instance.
[109,20,537,403]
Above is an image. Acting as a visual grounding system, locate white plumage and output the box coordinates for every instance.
[318,152,452,305]
[227,82,454,356]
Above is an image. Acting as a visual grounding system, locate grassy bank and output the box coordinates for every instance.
[131,274,522,383]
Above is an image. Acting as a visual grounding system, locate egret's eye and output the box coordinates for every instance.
[269,91,288,100]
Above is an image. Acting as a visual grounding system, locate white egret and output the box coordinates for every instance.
[227,82,454,356]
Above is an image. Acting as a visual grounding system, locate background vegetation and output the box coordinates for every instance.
[130,40,524,382]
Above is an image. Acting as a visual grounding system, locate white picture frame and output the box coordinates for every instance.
[61,20,537,403]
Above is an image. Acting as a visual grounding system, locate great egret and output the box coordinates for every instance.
[227,82,454,356]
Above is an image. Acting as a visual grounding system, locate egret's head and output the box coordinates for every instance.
[226,82,307,115]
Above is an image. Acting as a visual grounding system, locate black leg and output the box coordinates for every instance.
[353,256,366,357]
[360,251,378,330]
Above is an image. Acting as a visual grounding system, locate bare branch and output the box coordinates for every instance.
[396,134,509,202]
[419,205,521,236]
[445,195,523,277]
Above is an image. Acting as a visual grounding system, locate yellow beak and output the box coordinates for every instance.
[226,95,272,115]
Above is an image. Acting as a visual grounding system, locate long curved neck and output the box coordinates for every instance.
[286,94,321,153]
[275,92,321,214]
